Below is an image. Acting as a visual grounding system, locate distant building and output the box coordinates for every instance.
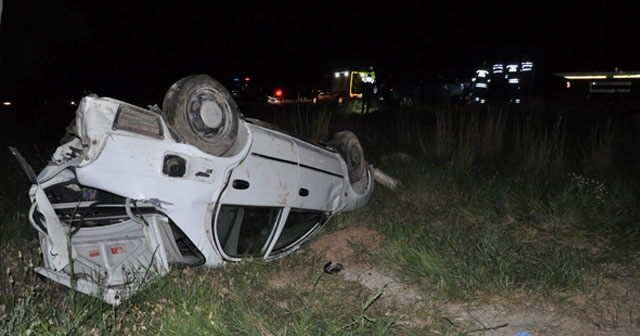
[554,69,640,102]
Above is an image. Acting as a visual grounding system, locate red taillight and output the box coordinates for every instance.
[274,89,283,97]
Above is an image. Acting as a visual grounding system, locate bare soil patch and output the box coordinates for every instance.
[307,227,640,335]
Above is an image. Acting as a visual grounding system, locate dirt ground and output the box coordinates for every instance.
[307,227,640,336]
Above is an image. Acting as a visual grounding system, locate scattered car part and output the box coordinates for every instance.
[323,261,344,274]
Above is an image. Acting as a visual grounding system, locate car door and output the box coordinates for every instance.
[213,124,340,260]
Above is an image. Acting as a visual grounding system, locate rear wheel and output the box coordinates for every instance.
[329,131,366,183]
[162,74,240,156]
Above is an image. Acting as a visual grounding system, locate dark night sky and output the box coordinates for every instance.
[1,1,638,104]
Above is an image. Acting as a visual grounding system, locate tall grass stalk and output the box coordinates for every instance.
[580,116,619,177]
[512,110,567,176]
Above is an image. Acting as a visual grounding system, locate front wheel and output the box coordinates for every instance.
[162,74,240,156]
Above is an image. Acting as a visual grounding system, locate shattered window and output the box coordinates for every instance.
[271,209,329,253]
[216,205,282,258]
[216,206,329,259]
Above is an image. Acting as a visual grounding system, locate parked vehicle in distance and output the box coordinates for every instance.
[312,68,377,105]
[312,89,345,104]
[267,87,287,104]
[9,74,387,306]
[377,72,471,107]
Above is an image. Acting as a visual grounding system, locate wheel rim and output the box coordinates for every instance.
[200,98,223,129]
[187,89,229,138]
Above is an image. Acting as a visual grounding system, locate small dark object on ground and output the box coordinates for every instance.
[323,261,344,274]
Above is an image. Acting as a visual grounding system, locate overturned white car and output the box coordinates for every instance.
[10,74,391,305]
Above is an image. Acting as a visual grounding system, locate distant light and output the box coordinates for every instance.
[556,71,640,81]
[2,101,11,106]
[566,81,571,89]
[564,75,607,80]
[69,100,77,106]
[613,74,640,79]
[362,76,375,83]
[244,77,251,82]
[274,89,283,97]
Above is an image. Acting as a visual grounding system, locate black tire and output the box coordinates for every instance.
[162,74,240,156]
[329,131,366,183]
